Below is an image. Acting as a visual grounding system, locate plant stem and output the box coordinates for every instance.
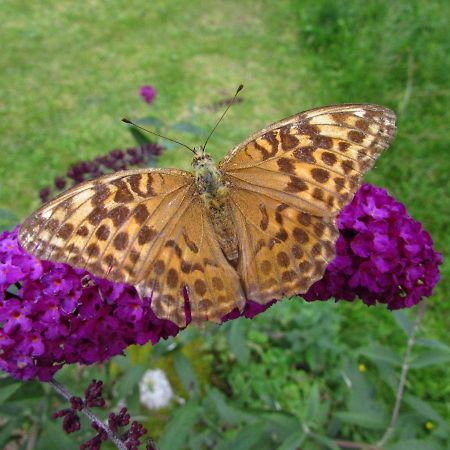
[26,418,39,450]
[334,439,377,449]
[376,300,427,448]
[48,378,128,450]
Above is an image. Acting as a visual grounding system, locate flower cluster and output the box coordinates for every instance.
[53,379,154,450]
[140,85,157,104]
[139,369,174,410]
[304,184,442,309]
[39,143,163,204]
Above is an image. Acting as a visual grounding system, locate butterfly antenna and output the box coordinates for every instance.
[121,118,195,153]
[203,84,244,151]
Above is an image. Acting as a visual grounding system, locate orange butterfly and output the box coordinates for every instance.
[19,93,396,327]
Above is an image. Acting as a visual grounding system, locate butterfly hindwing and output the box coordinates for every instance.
[136,195,245,326]
[229,187,339,302]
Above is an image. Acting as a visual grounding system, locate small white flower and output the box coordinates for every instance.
[139,369,174,410]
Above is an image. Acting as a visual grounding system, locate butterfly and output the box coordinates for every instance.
[19,101,396,327]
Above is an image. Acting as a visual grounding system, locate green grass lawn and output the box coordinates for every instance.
[1,0,449,445]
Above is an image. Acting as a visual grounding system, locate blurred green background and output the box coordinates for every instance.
[0,0,448,449]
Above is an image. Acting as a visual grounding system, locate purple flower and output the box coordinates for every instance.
[139,85,156,104]
[304,184,442,309]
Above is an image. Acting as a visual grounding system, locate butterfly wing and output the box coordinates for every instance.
[19,168,245,326]
[220,104,396,302]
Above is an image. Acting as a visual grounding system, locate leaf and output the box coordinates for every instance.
[0,208,18,232]
[257,410,300,435]
[305,384,320,421]
[151,338,178,358]
[392,310,413,335]
[342,361,387,422]
[128,127,152,146]
[158,401,200,450]
[174,352,198,397]
[386,439,442,450]
[161,141,179,150]
[35,420,75,450]
[207,388,253,426]
[372,360,398,392]
[410,349,450,368]
[115,365,146,399]
[0,379,21,404]
[171,121,206,136]
[215,422,267,450]
[227,320,250,365]
[8,380,45,401]
[403,394,449,431]
[277,431,306,450]
[309,432,341,450]
[358,344,401,366]
[0,417,20,448]
[136,116,164,129]
[415,338,450,351]
[334,411,387,430]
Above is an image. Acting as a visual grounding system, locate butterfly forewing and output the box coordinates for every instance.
[221,104,396,299]
[19,168,245,326]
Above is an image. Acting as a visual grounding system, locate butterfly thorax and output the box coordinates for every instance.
[192,147,226,201]
[192,147,239,264]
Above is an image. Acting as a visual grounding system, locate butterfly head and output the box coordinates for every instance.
[192,145,208,159]
[192,146,214,173]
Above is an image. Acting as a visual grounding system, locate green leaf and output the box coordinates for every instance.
[403,394,449,431]
[158,401,200,450]
[257,410,300,434]
[162,141,179,150]
[334,411,387,429]
[174,352,198,397]
[128,127,152,146]
[171,121,205,136]
[136,116,164,129]
[0,379,21,404]
[0,417,20,448]
[278,431,306,450]
[0,208,18,232]
[115,365,146,399]
[8,380,45,401]
[227,320,250,365]
[35,420,75,450]
[215,422,267,450]
[207,388,253,426]
[392,310,413,335]
[386,439,442,450]
[358,344,401,366]
[415,338,450,352]
[372,360,398,392]
[410,348,450,368]
[305,384,320,421]
[309,432,340,450]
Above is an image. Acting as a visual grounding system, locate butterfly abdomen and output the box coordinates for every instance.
[192,150,239,265]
